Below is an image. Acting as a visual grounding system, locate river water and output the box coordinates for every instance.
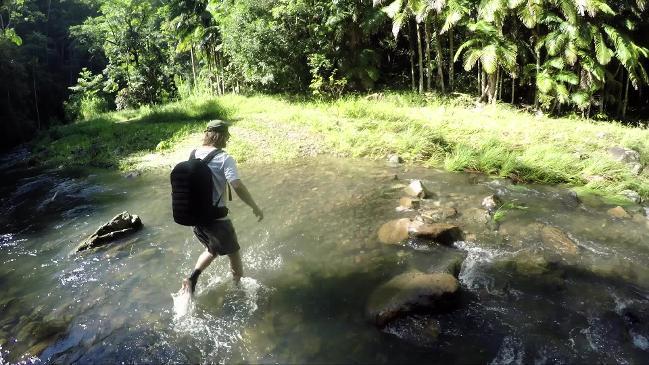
[1,147,648,364]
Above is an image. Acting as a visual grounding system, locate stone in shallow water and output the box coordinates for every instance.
[377,219,464,246]
[409,221,464,246]
[404,180,431,198]
[76,211,143,252]
[607,206,630,219]
[399,196,420,210]
[366,271,459,327]
[540,226,578,256]
[377,218,410,244]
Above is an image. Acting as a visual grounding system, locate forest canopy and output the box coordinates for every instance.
[1,0,648,151]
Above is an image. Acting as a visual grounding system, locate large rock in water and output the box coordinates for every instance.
[404,180,431,198]
[540,226,578,255]
[377,219,463,246]
[76,211,143,252]
[367,272,459,327]
[377,218,410,244]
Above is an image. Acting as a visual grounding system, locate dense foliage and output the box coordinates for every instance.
[1,0,648,151]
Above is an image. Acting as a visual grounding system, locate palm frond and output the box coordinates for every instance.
[537,70,555,93]
[382,0,404,18]
[481,44,498,74]
[556,70,579,85]
[463,48,484,71]
[592,29,612,65]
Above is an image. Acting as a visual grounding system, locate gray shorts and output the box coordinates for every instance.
[193,219,240,256]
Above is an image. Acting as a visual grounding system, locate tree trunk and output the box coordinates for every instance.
[534,51,540,110]
[482,72,497,104]
[432,21,445,93]
[408,20,416,92]
[497,68,502,101]
[416,22,424,94]
[32,64,40,129]
[511,75,516,104]
[424,19,432,92]
[622,74,630,119]
[478,61,482,95]
[190,45,197,91]
[449,29,454,92]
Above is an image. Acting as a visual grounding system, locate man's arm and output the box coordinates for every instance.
[230,179,263,221]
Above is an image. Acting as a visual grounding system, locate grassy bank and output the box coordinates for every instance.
[32,92,649,202]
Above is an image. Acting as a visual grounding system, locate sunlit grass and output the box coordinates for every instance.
[32,91,649,202]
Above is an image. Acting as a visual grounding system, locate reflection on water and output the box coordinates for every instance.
[0,154,648,364]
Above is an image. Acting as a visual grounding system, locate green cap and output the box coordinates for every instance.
[205,119,231,132]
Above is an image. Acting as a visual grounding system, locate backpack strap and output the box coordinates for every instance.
[188,148,223,162]
[202,148,223,163]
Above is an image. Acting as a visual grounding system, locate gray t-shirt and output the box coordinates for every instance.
[193,146,239,208]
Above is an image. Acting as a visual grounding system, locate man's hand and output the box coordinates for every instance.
[253,207,264,222]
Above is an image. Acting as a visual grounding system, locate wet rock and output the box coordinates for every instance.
[481,195,502,213]
[387,154,403,167]
[496,253,566,289]
[378,219,464,246]
[76,211,143,252]
[404,180,431,199]
[416,207,457,223]
[607,206,630,219]
[409,221,464,246]
[498,222,544,247]
[367,271,459,327]
[541,226,578,255]
[17,318,68,348]
[608,146,640,164]
[620,190,641,204]
[426,250,467,278]
[632,213,648,224]
[378,219,410,244]
[399,197,420,210]
[123,170,141,179]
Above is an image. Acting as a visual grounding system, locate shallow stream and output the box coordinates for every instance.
[1,148,648,364]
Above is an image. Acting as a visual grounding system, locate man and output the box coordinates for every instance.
[181,119,263,295]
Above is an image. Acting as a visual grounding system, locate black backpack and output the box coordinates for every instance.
[170,149,229,226]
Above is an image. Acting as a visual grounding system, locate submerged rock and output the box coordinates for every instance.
[76,211,143,252]
[461,208,490,225]
[399,197,420,210]
[367,271,459,327]
[607,206,630,219]
[540,226,578,255]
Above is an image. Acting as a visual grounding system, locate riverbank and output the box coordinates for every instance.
[31,92,649,202]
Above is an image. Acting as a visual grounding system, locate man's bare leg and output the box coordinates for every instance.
[228,250,243,285]
[182,250,215,294]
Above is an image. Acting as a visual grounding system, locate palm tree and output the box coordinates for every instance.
[454,20,518,103]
